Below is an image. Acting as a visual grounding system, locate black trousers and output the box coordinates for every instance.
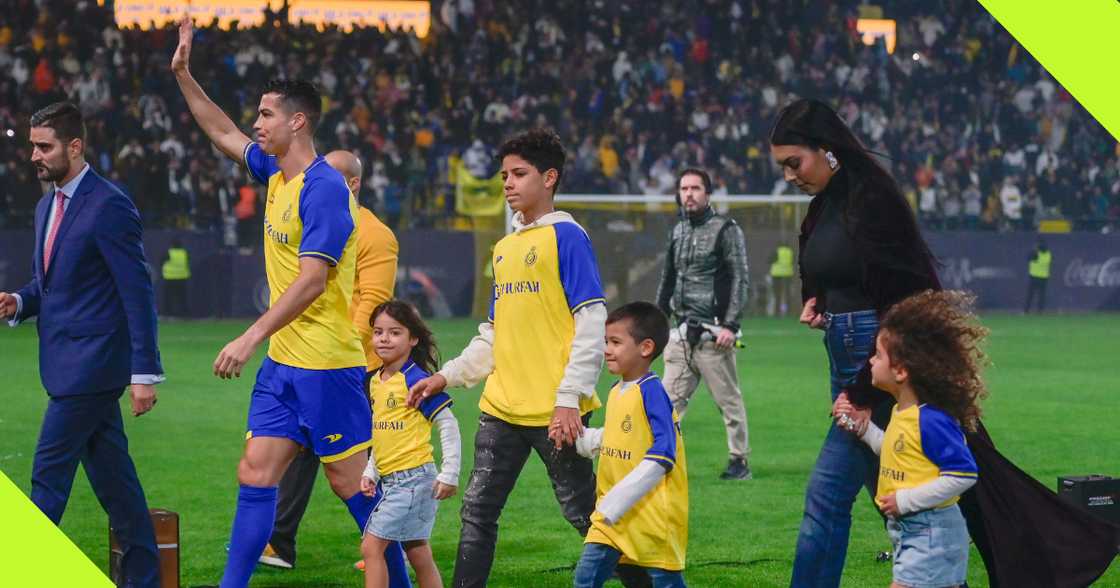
[454,412,608,588]
[1024,276,1048,313]
[162,279,188,318]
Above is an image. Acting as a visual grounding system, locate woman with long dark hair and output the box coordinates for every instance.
[771,98,1118,588]
[770,98,940,587]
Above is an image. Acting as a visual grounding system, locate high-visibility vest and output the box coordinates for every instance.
[1029,250,1051,279]
[162,248,191,281]
[770,245,794,277]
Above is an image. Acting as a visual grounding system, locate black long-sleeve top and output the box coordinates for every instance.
[798,168,941,406]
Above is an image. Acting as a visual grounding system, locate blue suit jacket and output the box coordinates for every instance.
[15,168,162,396]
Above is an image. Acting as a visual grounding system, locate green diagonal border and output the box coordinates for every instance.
[979,0,1120,141]
[0,470,114,586]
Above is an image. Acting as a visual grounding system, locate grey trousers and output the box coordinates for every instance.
[662,337,750,460]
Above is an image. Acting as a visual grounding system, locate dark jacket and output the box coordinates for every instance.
[798,170,940,407]
[656,207,749,332]
[15,168,163,396]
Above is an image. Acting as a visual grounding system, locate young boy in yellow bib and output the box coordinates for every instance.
[574,302,688,588]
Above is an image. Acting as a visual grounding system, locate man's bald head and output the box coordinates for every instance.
[325,150,363,195]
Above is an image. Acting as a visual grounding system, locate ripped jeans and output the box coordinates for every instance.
[453,412,597,588]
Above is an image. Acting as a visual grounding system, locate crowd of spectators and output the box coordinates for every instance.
[0,0,1116,240]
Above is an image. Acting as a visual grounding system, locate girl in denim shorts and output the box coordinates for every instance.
[835,291,988,588]
[360,301,461,588]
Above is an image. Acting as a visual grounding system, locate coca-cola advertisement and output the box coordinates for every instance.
[926,232,1120,311]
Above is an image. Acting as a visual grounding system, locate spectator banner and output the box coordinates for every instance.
[289,1,431,35]
[109,0,430,35]
[454,161,505,217]
[111,0,272,29]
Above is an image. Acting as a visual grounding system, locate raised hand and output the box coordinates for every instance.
[170,14,193,74]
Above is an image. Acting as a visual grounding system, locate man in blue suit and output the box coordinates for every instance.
[0,102,164,588]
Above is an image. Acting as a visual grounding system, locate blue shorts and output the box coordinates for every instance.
[246,357,371,463]
[365,463,439,542]
[887,504,969,588]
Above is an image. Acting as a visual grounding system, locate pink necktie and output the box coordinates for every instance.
[43,190,66,273]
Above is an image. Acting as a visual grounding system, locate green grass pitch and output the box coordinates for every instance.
[1,314,1117,587]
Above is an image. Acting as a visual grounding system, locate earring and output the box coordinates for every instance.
[825,151,839,170]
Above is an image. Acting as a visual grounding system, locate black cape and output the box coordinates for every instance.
[961,423,1119,587]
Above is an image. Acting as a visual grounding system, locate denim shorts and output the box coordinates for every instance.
[365,462,439,542]
[886,504,969,588]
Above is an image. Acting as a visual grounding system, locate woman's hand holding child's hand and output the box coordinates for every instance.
[832,392,870,436]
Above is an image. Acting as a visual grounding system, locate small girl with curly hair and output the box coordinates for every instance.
[835,290,988,588]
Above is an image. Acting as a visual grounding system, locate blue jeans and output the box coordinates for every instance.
[791,310,881,588]
[574,542,686,588]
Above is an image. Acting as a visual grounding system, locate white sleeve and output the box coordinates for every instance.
[895,475,977,515]
[597,460,667,525]
[575,427,603,459]
[437,321,495,388]
[555,303,607,409]
[362,452,379,484]
[7,293,23,327]
[859,421,885,455]
[433,408,461,486]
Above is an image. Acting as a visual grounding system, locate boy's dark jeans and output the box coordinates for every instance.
[453,411,598,588]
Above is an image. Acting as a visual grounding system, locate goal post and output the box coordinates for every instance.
[500,193,813,317]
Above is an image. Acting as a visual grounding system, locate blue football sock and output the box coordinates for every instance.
[345,491,413,588]
[344,490,377,534]
[384,540,412,588]
[219,485,277,588]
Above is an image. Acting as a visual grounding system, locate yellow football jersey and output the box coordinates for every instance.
[878,403,978,507]
[369,359,453,476]
[586,374,688,571]
[244,143,366,370]
[481,220,605,426]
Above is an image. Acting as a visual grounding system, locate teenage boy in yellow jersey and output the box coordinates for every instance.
[263,150,404,575]
[408,129,607,587]
[172,18,407,588]
[574,302,688,588]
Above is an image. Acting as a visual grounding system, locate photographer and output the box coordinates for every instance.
[655,168,752,480]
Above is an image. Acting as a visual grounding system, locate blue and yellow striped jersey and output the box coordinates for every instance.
[587,374,688,571]
[878,403,978,507]
[482,220,605,426]
[369,359,453,476]
[244,143,366,370]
